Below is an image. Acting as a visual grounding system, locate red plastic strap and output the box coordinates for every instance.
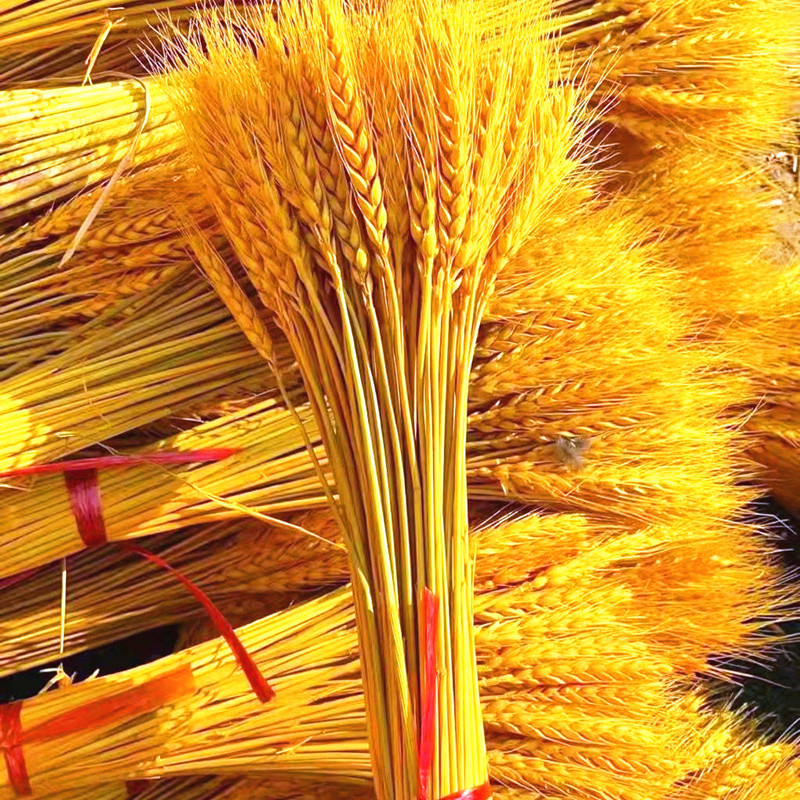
[418,588,491,800]
[0,703,31,796]
[419,587,439,800]
[122,542,275,704]
[0,449,238,479]
[64,468,107,547]
[439,785,492,800]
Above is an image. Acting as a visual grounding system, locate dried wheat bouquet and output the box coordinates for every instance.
[160,1,598,795]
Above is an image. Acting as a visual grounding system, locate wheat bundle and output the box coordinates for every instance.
[0,345,749,583]
[0,78,182,229]
[42,696,800,800]
[1,499,785,732]
[622,142,800,513]
[0,574,698,800]
[0,397,330,579]
[0,270,278,465]
[45,704,800,800]
[540,0,800,152]
[163,0,603,792]
[0,260,758,588]
[0,2,235,86]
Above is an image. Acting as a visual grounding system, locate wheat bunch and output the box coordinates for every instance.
[0,236,759,593]
[44,704,800,800]
[0,78,178,228]
[0,397,327,579]
[1,499,785,725]
[0,2,232,86]
[162,1,596,796]
[0,270,282,465]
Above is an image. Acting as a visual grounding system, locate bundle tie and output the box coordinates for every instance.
[0,666,194,797]
[0,450,274,703]
[419,588,492,800]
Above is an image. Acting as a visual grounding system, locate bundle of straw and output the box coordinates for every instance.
[0,2,238,86]
[0,271,271,464]
[0,397,328,579]
[0,79,180,228]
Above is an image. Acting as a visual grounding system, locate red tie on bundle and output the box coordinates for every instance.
[0,450,274,700]
[0,665,195,796]
[419,588,492,800]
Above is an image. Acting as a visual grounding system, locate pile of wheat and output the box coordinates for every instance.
[0,1,799,800]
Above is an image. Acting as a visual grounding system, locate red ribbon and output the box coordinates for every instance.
[123,543,274,703]
[419,588,491,800]
[0,666,194,796]
[64,468,108,547]
[419,587,439,800]
[0,704,30,796]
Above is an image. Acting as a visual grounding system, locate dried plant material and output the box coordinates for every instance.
[0,270,274,464]
[0,398,325,580]
[0,577,693,800]
[0,78,178,228]
[539,0,800,152]
[164,1,595,796]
